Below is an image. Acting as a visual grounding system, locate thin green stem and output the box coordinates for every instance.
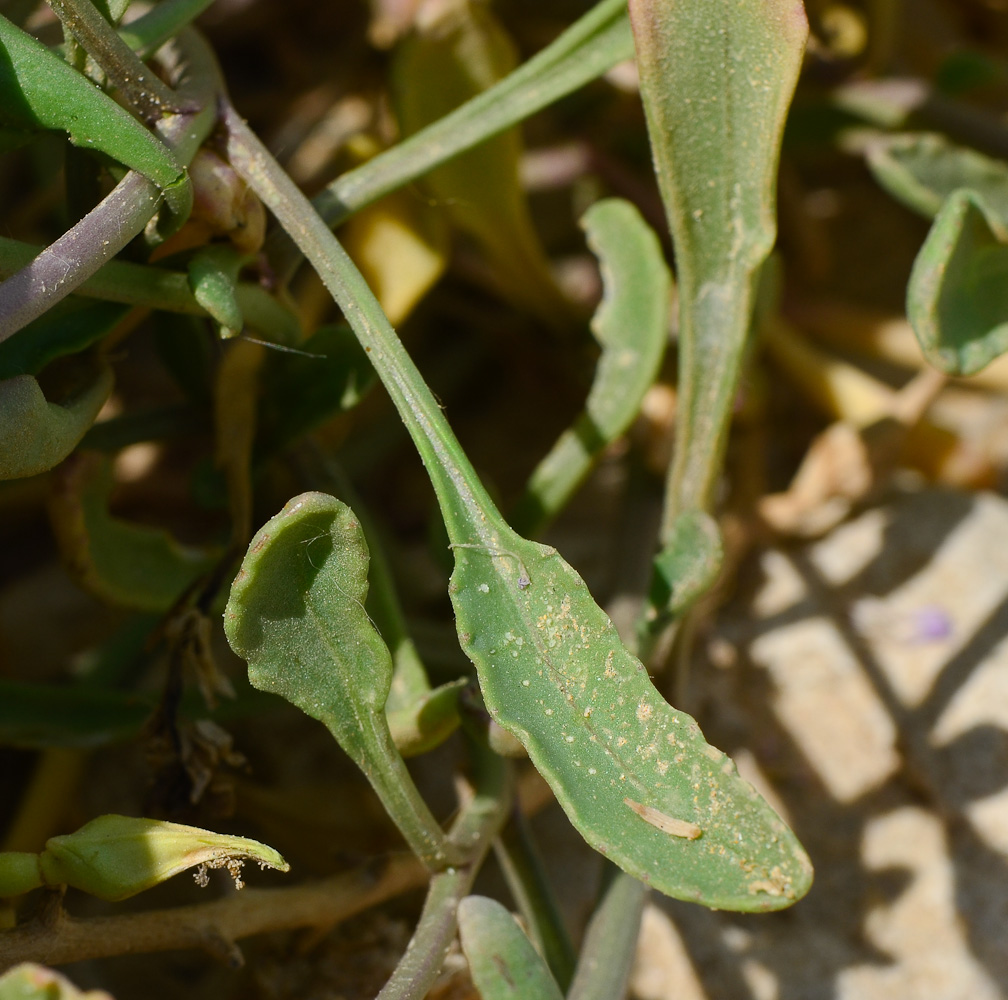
[376,746,511,1000]
[494,807,576,990]
[364,723,459,868]
[48,0,189,119]
[223,101,501,547]
[267,0,633,283]
[566,866,647,1000]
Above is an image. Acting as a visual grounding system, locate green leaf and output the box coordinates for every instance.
[448,510,811,909]
[0,964,114,1000]
[458,896,564,1000]
[48,453,216,610]
[0,235,300,346]
[0,815,288,901]
[391,0,568,326]
[629,0,807,524]
[0,14,190,218]
[906,187,1008,376]
[867,132,1008,223]
[118,0,216,58]
[222,105,814,912]
[511,198,670,535]
[188,245,245,336]
[0,367,112,480]
[224,492,454,867]
[292,0,633,279]
[387,678,466,758]
[0,300,128,379]
[648,509,723,621]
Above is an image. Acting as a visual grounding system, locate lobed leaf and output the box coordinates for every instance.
[224,493,453,866]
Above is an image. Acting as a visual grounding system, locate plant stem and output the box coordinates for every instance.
[0,28,220,344]
[223,101,500,544]
[0,237,300,344]
[377,745,511,1000]
[267,0,634,283]
[494,806,576,990]
[565,866,646,1000]
[0,854,427,968]
[47,0,189,120]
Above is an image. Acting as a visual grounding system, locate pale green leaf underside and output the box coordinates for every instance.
[224,492,451,865]
[629,0,807,522]
[224,493,395,761]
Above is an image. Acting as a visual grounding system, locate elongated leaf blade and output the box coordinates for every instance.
[449,518,813,910]
[629,0,807,282]
[630,0,807,520]
[512,198,671,535]
[458,896,565,1000]
[0,15,187,199]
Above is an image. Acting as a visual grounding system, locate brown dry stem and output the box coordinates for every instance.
[0,854,426,971]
